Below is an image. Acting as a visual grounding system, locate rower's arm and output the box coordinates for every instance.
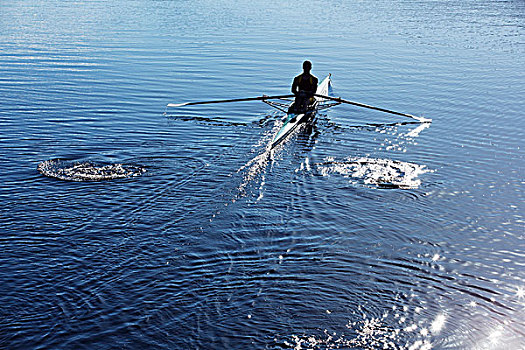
[291,76,299,95]
[306,77,319,95]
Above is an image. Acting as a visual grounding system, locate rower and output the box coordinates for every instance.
[289,60,319,114]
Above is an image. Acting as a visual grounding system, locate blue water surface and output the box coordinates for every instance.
[1,0,524,349]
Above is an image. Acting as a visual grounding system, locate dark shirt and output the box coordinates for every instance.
[291,73,319,97]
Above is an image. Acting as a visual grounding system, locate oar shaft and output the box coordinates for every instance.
[167,94,295,108]
[315,94,430,122]
[344,100,416,118]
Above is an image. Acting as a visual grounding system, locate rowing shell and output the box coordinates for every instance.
[166,74,429,143]
[270,74,332,149]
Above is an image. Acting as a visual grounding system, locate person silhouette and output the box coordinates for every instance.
[290,60,318,113]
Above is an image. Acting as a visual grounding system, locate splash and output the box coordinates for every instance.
[376,122,430,153]
[38,159,146,181]
[235,117,284,199]
[317,157,433,189]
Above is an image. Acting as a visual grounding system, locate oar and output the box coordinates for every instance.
[315,94,431,123]
[167,94,295,108]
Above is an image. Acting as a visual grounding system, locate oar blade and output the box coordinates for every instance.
[413,116,432,123]
[167,102,190,108]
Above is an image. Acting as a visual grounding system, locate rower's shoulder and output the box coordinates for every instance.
[295,73,317,79]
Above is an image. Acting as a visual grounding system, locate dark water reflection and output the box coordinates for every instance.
[1,0,524,349]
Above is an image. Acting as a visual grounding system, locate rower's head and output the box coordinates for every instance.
[302,60,312,73]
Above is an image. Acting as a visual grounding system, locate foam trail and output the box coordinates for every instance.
[235,117,283,197]
[237,149,272,195]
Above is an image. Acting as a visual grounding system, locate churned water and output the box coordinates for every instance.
[1,0,524,349]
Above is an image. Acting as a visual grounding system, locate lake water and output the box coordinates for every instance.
[1,0,524,349]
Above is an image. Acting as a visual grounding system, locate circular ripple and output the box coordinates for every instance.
[37,159,146,181]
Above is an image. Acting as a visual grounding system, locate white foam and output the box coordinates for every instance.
[317,157,433,189]
[38,159,146,181]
